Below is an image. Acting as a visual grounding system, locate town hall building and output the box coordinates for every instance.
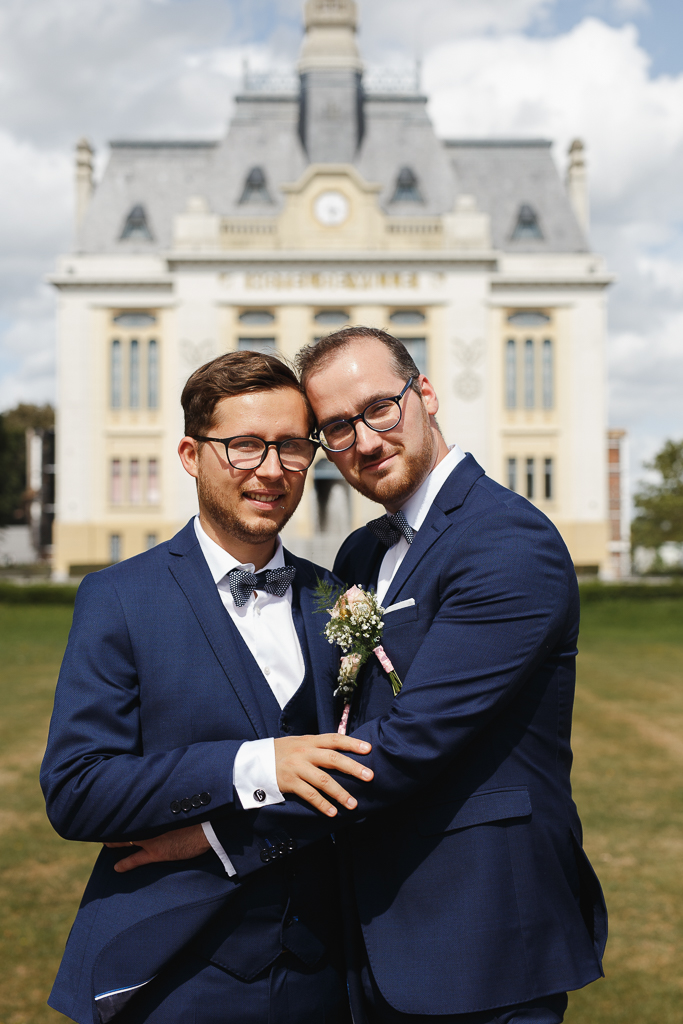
[50,0,626,577]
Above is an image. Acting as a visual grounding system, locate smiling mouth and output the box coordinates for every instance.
[242,491,286,510]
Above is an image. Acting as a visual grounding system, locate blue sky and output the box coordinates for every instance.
[0,0,681,489]
[536,0,683,74]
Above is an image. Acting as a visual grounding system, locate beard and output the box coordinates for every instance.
[348,415,437,508]
[196,469,295,548]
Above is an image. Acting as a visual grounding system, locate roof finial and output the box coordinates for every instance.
[566,138,589,236]
[75,138,94,231]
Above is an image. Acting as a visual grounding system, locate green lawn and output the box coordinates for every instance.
[0,599,681,1023]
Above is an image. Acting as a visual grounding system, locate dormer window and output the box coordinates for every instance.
[511,204,543,240]
[120,204,153,241]
[239,166,272,204]
[391,167,422,203]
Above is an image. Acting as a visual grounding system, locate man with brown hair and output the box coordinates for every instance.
[41,351,371,1024]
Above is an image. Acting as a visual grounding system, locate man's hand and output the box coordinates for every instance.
[105,823,210,874]
[274,733,372,817]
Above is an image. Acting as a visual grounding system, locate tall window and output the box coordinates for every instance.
[148,340,159,409]
[507,457,517,492]
[110,534,121,562]
[129,459,141,504]
[111,340,122,408]
[505,340,517,409]
[544,458,554,500]
[526,458,535,500]
[147,458,160,504]
[129,339,140,408]
[146,534,158,550]
[542,339,554,409]
[110,459,122,504]
[524,339,535,409]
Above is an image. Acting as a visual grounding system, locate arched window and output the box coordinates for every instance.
[111,340,122,408]
[120,205,153,241]
[511,204,543,241]
[239,167,271,204]
[129,340,140,408]
[505,340,517,409]
[391,167,422,203]
[524,339,535,409]
[542,339,553,409]
[148,340,159,409]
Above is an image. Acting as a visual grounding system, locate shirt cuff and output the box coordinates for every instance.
[202,821,237,877]
[233,737,285,810]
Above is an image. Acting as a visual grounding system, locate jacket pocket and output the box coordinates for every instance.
[382,602,419,627]
[416,786,532,836]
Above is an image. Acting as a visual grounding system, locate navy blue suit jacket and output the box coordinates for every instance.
[40,521,343,1024]
[212,455,607,1016]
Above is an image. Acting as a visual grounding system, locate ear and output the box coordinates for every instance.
[178,437,200,480]
[417,375,439,416]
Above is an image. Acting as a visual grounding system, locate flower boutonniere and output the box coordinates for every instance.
[314,581,402,734]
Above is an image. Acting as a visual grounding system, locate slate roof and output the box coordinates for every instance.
[77,86,588,255]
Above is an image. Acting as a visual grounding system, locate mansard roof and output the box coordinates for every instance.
[76,87,588,255]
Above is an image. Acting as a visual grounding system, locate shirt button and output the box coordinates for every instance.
[254,789,267,803]
[264,666,271,676]
[255,606,261,616]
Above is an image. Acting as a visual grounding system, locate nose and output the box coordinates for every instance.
[256,445,285,479]
[354,419,383,454]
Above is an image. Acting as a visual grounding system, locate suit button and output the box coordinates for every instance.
[280,718,289,733]
[170,801,181,814]
[253,789,266,803]
[260,849,272,863]
[191,794,202,809]
[200,792,211,806]
[180,797,193,812]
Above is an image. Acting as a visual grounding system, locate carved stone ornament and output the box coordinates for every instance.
[452,338,484,401]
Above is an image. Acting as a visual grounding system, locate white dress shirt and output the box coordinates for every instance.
[376,445,466,607]
[194,517,306,874]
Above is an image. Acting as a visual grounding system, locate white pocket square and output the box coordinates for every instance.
[383,598,416,614]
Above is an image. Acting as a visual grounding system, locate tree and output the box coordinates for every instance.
[632,439,683,550]
[0,404,55,528]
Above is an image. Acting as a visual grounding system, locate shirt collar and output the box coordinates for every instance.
[194,515,285,585]
[392,444,466,532]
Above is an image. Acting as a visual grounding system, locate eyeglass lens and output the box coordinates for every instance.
[320,397,402,451]
[227,436,316,471]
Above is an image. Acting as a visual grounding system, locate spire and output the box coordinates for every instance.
[566,138,589,236]
[298,0,362,73]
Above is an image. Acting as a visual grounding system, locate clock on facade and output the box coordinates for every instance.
[313,190,350,226]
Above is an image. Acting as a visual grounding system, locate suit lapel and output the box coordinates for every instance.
[383,454,485,608]
[167,523,270,739]
[286,552,338,734]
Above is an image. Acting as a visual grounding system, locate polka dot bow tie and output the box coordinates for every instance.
[365,509,415,548]
[228,565,297,608]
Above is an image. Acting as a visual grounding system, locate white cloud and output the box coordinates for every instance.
[422,16,683,479]
[612,0,650,16]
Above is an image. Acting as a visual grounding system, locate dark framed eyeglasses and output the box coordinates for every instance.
[192,435,320,472]
[315,378,414,452]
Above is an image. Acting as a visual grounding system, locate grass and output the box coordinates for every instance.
[0,601,681,1023]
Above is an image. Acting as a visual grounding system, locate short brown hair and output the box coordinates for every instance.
[295,326,421,394]
[181,350,310,437]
